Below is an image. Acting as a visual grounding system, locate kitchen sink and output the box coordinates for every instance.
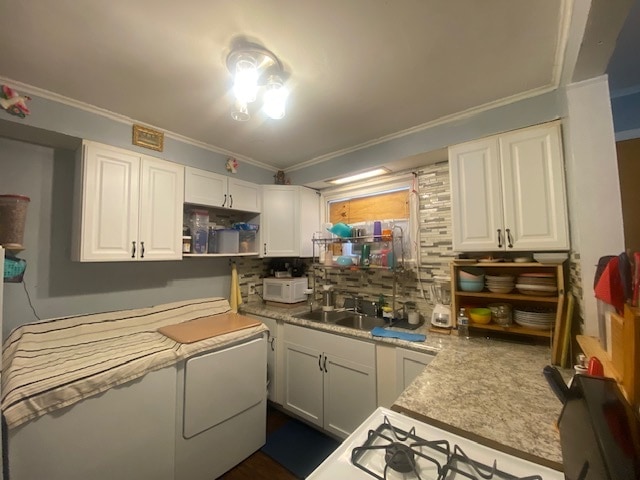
[294,310,355,323]
[334,314,387,331]
[293,310,388,331]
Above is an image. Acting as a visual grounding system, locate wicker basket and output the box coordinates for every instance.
[4,256,26,283]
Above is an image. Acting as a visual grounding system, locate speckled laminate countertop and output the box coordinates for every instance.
[240,301,566,470]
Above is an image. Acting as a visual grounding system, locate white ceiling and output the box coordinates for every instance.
[0,1,635,173]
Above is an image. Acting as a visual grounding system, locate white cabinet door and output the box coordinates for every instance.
[184,167,261,213]
[228,177,261,213]
[262,185,300,257]
[73,141,184,262]
[449,121,569,252]
[138,157,184,260]
[184,167,227,208]
[499,123,569,251]
[323,354,376,438]
[283,323,376,438]
[395,348,434,397]
[75,142,140,261]
[261,185,319,257]
[299,186,320,257]
[283,340,323,427]
[449,138,504,252]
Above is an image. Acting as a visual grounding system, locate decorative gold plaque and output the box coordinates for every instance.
[132,124,164,152]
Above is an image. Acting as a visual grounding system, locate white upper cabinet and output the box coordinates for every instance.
[261,185,319,257]
[449,121,569,252]
[184,167,260,213]
[72,141,184,262]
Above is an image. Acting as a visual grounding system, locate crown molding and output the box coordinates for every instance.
[285,83,557,173]
[0,76,278,172]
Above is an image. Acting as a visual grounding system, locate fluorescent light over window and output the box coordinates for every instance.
[328,168,390,185]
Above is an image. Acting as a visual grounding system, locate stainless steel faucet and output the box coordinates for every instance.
[344,295,363,314]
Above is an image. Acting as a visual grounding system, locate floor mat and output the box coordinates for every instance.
[261,419,341,479]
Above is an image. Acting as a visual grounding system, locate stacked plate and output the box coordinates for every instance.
[513,307,556,330]
[515,273,557,296]
[485,274,515,293]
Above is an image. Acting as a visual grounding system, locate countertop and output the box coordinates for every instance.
[241,301,566,470]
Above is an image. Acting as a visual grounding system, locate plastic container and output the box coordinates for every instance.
[0,194,30,250]
[215,229,239,254]
[190,209,209,254]
[238,231,256,253]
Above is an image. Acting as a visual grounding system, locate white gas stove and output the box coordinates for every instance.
[308,407,564,480]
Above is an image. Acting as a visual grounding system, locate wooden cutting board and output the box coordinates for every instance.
[158,313,262,344]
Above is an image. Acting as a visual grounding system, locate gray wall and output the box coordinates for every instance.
[288,90,562,185]
[0,137,234,339]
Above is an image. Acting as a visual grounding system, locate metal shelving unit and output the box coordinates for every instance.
[310,227,405,315]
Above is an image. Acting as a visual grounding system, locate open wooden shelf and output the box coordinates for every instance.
[451,261,566,364]
[469,322,552,338]
[456,291,559,303]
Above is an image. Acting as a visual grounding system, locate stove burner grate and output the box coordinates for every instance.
[385,442,416,473]
[350,416,545,480]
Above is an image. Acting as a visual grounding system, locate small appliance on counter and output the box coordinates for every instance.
[263,277,309,304]
[429,279,452,328]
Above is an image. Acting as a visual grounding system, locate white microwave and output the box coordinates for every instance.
[262,277,308,304]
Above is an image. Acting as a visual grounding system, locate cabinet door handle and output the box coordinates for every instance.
[229,194,233,208]
[323,355,328,373]
[318,354,323,371]
[140,241,145,258]
[264,243,267,255]
[497,229,503,248]
[270,337,275,351]
[506,228,514,248]
[131,241,136,258]
[222,194,227,207]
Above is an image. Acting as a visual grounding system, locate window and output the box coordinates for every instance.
[322,176,417,264]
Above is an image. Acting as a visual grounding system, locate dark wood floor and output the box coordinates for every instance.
[218,407,299,480]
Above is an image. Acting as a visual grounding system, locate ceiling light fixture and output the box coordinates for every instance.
[226,42,288,122]
[328,168,391,185]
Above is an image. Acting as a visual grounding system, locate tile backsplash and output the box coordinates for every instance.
[236,160,584,329]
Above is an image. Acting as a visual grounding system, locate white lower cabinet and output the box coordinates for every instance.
[246,314,283,404]
[376,344,435,407]
[395,347,434,396]
[283,323,376,438]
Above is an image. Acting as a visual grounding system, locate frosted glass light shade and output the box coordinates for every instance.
[232,55,258,104]
[263,76,288,119]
